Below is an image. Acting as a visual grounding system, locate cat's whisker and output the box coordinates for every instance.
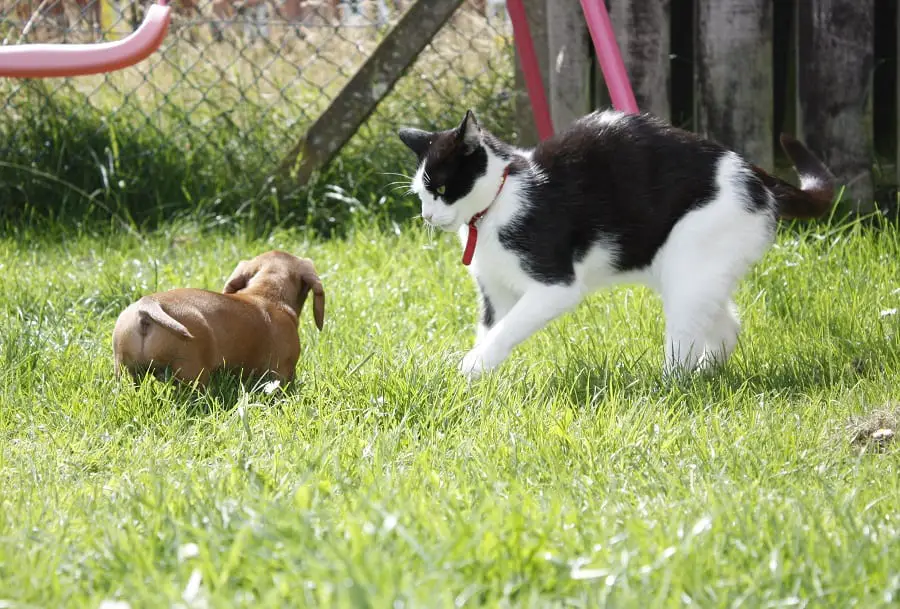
[414,214,436,236]
[377,179,415,198]
[382,175,414,190]
[380,171,413,180]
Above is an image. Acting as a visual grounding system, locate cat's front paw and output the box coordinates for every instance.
[459,346,495,380]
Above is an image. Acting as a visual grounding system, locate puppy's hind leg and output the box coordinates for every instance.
[112,355,141,389]
[275,360,298,385]
[172,360,212,389]
[112,307,151,387]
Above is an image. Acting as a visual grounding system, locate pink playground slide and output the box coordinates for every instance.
[0,0,171,78]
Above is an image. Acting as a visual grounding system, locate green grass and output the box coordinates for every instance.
[1,212,900,607]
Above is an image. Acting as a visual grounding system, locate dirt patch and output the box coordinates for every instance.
[847,404,900,451]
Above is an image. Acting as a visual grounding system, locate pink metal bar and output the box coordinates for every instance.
[0,1,170,78]
[579,0,639,114]
[506,0,554,140]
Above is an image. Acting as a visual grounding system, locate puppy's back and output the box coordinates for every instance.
[113,289,273,383]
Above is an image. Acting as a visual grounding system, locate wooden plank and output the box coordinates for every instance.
[590,1,611,113]
[608,0,671,121]
[282,0,465,185]
[798,0,875,212]
[668,0,693,129]
[513,0,550,146]
[592,57,612,110]
[547,0,592,130]
[772,0,795,151]
[696,0,773,169]
[872,0,894,162]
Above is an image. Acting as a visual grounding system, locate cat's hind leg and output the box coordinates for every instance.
[660,254,759,376]
[698,299,741,370]
[655,154,775,376]
[660,284,725,375]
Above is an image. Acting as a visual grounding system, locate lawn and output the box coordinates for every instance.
[1,214,900,608]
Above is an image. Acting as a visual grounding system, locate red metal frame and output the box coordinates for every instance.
[506,0,555,140]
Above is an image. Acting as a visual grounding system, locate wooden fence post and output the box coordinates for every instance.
[513,0,550,146]
[547,0,592,130]
[798,0,875,213]
[696,0,773,169]
[608,0,671,121]
[281,0,465,185]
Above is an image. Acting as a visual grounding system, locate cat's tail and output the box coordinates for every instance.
[752,134,836,220]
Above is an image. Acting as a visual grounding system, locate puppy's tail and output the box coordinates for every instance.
[137,298,194,340]
[297,261,326,331]
[752,134,836,220]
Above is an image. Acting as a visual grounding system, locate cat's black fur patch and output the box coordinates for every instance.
[742,170,770,213]
[477,279,495,328]
[401,111,773,285]
[500,113,746,282]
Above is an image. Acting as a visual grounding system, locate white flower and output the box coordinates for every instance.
[178,542,200,562]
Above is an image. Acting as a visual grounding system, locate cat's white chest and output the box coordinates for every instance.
[458,223,532,294]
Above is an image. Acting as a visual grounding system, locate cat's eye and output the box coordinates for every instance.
[436,185,446,196]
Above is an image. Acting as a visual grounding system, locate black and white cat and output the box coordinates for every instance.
[398,109,834,380]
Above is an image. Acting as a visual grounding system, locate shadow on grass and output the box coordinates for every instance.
[123,365,306,416]
[544,331,898,409]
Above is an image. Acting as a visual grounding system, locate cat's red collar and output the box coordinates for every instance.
[462,164,511,266]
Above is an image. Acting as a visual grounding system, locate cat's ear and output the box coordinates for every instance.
[398,127,433,159]
[456,109,481,154]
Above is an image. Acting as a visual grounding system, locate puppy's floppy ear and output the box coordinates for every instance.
[295,259,325,331]
[223,261,252,294]
[456,109,481,154]
[398,127,433,159]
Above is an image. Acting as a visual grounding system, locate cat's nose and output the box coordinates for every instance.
[423,211,434,223]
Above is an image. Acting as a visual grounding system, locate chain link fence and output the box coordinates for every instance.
[0,0,517,228]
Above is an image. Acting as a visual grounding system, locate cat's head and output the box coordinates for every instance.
[398,110,498,232]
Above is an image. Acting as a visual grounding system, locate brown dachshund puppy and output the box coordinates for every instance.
[112,250,325,387]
